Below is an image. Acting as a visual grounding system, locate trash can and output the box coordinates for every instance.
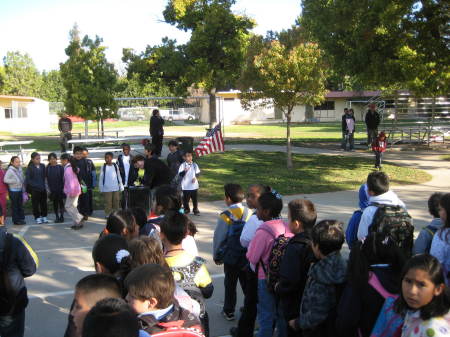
[176,137,194,153]
[126,186,151,214]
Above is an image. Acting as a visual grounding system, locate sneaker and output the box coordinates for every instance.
[41,217,49,223]
[82,215,89,221]
[222,310,235,321]
[193,210,200,216]
[36,217,43,224]
[54,216,63,223]
[184,209,191,215]
[70,224,83,230]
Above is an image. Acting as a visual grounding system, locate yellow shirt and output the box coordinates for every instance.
[165,251,212,288]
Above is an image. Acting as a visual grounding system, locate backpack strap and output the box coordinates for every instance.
[113,163,121,187]
[102,163,106,186]
[368,271,395,299]
[424,224,438,237]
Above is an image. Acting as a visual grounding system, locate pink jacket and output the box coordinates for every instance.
[63,164,81,197]
[0,169,7,194]
[246,219,293,279]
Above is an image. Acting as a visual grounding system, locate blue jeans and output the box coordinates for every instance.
[8,191,25,224]
[0,310,25,337]
[257,279,287,337]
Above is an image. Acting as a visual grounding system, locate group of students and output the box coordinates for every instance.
[0,139,202,229]
[212,172,450,337]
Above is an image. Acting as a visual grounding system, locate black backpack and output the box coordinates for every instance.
[369,203,414,256]
[0,233,16,315]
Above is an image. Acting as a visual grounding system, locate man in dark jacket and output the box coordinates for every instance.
[364,104,381,147]
[58,114,73,153]
[143,145,171,191]
[0,209,38,337]
[149,109,165,157]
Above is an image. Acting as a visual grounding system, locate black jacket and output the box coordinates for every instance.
[150,115,165,137]
[342,114,356,134]
[0,227,37,315]
[117,154,134,186]
[167,150,184,177]
[365,110,381,130]
[336,266,400,337]
[46,165,64,194]
[276,232,316,320]
[58,117,72,133]
[74,158,95,188]
[26,163,46,192]
[143,157,172,189]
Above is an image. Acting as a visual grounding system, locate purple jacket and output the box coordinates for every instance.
[63,164,81,197]
[0,169,7,194]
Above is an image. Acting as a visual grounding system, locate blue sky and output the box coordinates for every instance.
[0,0,301,72]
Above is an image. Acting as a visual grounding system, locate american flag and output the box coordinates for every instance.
[194,123,225,157]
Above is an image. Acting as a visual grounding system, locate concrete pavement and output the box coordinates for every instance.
[5,144,449,337]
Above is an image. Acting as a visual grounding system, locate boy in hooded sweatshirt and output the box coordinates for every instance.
[289,220,347,337]
[357,171,406,241]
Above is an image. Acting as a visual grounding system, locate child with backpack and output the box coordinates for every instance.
[46,153,65,223]
[395,254,450,336]
[125,264,204,336]
[289,220,347,337]
[372,131,387,169]
[26,152,48,224]
[336,232,407,337]
[103,210,139,241]
[178,151,200,215]
[276,199,317,337]
[61,154,84,230]
[3,156,26,225]
[430,193,450,273]
[160,211,213,336]
[99,152,124,217]
[346,183,370,249]
[213,183,251,321]
[73,146,96,220]
[167,139,184,177]
[246,190,293,337]
[414,193,444,255]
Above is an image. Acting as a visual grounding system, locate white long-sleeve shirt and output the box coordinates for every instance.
[99,164,123,192]
[240,213,263,248]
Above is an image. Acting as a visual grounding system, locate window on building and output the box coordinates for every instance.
[18,106,28,118]
[224,98,235,101]
[4,108,12,119]
[314,101,335,111]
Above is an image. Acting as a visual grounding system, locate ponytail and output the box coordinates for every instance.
[28,152,39,168]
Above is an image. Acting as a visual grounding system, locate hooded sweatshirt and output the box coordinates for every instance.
[298,251,347,330]
[357,190,406,240]
[3,166,25,191]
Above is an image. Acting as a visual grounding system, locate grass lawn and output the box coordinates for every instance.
[4,150,431,215]
[442,154,450,161]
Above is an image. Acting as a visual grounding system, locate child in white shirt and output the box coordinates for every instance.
[99,152,124,217]
[178,151,200,216]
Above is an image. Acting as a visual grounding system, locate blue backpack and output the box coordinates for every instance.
[216,208,250,268]
[345,210,363,248]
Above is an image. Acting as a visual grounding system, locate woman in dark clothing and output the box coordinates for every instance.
[25,152,48,224]
[46,153,65,223]
[336,232,407,337]
[149,109,165,157]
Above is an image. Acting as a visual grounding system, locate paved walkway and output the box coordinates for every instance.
[6,144,449,337]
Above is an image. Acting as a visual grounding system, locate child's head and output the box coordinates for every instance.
[427,192,444,218]
[60,153,71,166]
[378,132,386,140]
[92,234,130,276]
[168,140,178,153]
[82,298,139,337]
[224,183,245,206]
[121,143,131,156]
[396,254,450,320]
[183,151,193,163]
[152,185,181,215]
[288,199,317,234]
[9,156,20,168]
[256,190,283,221]
[129,237,166,269]
[104,152,114,165]
[82,148,89,159]
[311,220,344,259]
[367,171,389,196]
[30,152,40,166]
[73,146,83,160]
[132,155,145,169]
[71,274,122,336]
[105,210,139,241]
[439,193,450,228]
[246,184,270,209]
[159,210,188,245]
[130,207,148,229]
[48,152,58,165]
[144,143,156,157]
[125,264,175,314]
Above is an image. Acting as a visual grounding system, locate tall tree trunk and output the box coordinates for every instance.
[101,117,105,138]
[429,96,436,147]
[286,108,293,169]
[97,119,100,138]
[84,120,88,138]
[209,89,217,128]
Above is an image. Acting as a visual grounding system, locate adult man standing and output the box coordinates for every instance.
[365,103,381,146]
[58,113,73,153]
[149,109,164,157]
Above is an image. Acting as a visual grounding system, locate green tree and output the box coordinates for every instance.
[239,38,327,168]
[60,25,118,136]
[1,51,42,97]
[40,70,67,102]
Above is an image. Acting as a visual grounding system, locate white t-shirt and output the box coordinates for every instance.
[99,164,123,192]
[182,235,199,256]
[178,162,200,191]
[122,155,130,186]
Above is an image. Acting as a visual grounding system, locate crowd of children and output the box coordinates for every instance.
[0,141,449,337]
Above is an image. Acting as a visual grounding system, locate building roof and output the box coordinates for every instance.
[325,91,382,99]
[0,95,35,102]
